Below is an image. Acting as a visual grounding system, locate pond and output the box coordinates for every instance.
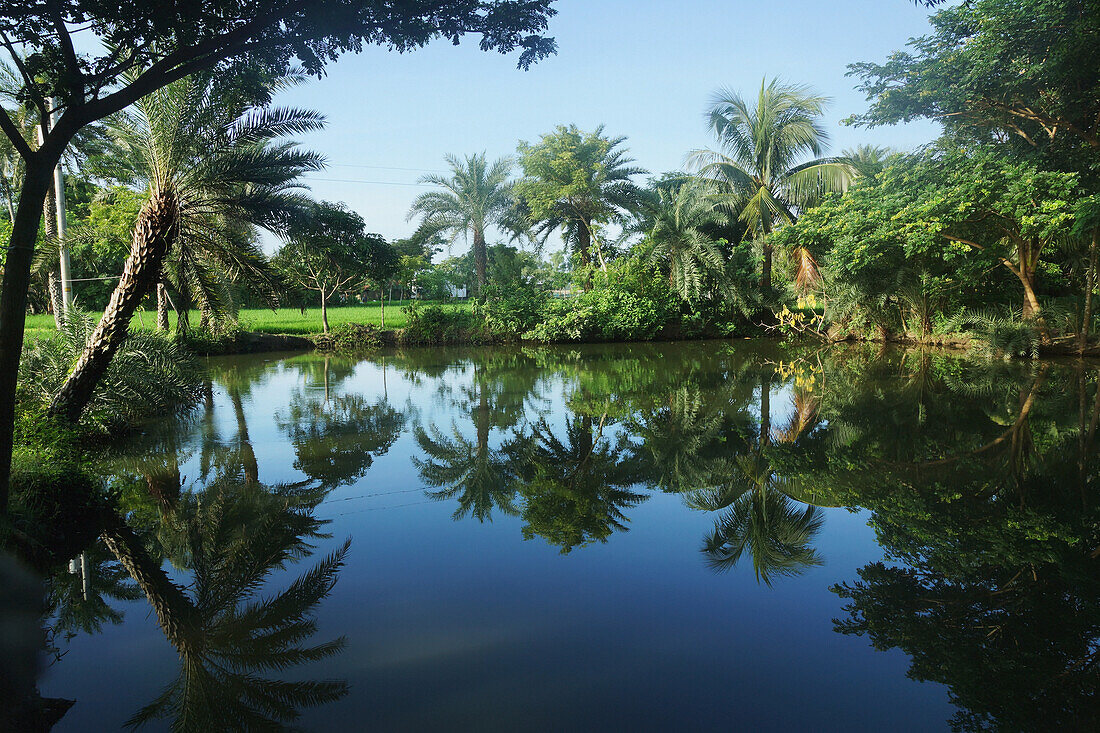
[19,341,1100,730]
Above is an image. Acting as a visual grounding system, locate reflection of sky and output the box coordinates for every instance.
[42,347,954,731]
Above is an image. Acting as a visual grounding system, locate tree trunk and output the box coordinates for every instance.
[473,227,487,298]
[230,389,258,485]
[1080,228,1098,350]
[156,283,170,331]
[576,221,594,291]
[760,374,772,447]
[0,161,55,512]
[761,239,773,292]
[48,271,63,330]
[48,189,179,422]
[174,277,190,338]
[320,289,329,334]
[380,291,385,329]
[101,517,199,656]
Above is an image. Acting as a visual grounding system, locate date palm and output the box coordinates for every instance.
[642,181,729,303]
[48,69,323,422]
[690,78,854,292]
[408,152,514,297]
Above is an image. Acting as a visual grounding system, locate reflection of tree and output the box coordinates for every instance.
[46,544,140,637]
[817,362,1100,730]
[414,423,519,521]
[685,372,825,584]
[99,476,350,730]
[278,392,405,490]
[512,414,647,553]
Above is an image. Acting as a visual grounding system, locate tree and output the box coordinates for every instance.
[408,152,514,297]
[689,78,855,291]
[515,124,646,284]
[641,181,728,304]
[848,0,1100,171]
[274,201,387,334]
[0,0,558,513]
[47,71,321,422]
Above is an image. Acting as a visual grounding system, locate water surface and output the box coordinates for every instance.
[28,341,1100,730]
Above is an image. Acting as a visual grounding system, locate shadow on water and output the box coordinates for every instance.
[4,341,1099,730]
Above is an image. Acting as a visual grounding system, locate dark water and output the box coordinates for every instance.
[16,341,1100,731]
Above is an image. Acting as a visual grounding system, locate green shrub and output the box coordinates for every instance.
[18,311,204,432]
[525,258,677,342]
[482,282,548,336]
[315,322,384,352]
[402,302,484,344]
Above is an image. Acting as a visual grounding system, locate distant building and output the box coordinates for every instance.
[447,283,468,299]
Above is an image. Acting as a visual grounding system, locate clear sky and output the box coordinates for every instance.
[270,0,942,255]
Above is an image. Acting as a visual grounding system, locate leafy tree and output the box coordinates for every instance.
[690,78,855,291]
[848,0,1100,172]
[274,201,387,334]
[515,124,646,283]
[409,152,514,297]
[0,0,559,513]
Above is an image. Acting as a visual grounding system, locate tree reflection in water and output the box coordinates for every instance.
[12,343,1099,731]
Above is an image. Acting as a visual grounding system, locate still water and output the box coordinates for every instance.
[26,341,1100,730]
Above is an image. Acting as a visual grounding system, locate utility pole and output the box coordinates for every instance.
[38,99,72,315]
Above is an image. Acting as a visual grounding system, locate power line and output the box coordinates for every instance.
[301,176,433,187]
[327,163,447,174]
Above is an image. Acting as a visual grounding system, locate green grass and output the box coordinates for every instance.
[24,301,472,338]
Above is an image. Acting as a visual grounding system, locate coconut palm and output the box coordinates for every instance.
[690,78,855,292]
[408,152,514,297]
[642,181,729,303]
[48,69,324,422]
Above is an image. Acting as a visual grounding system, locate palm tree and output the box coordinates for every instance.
[516,124,647,281]
[642,181,728,303]
[690,78,855,292]
[842,144,894,178]
[48,69,323,422]
[408,152,514,297]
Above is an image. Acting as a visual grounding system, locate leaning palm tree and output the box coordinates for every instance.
[642,181,728,303]
[408,152,514,297]
[48,69,323,422]
[689,78,855,292]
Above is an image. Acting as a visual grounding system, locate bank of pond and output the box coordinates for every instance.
[4,340,1100,730]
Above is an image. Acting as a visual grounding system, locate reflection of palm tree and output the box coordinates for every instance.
[414,423,519,521]
[513,414,647,553]
[687,374,825,583]
[99,476,349,729]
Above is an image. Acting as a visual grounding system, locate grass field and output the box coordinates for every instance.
[24,300,472,339]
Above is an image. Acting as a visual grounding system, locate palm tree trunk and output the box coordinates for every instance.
[577,221,594,291]
[48,271,63,330]
[156,282,170,331]
[49,189,179,422]
[101,516,200,655]
[760,238,773,292]
[230,389,258,484]
[473,227,487,298]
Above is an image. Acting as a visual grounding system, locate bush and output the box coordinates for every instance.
[482,282,548,336]
[315,322,383,352]
[525,258,677,342]
[402,302,484,344]
[18,311,203,432]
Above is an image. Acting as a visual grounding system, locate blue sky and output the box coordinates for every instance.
[273,0,942,255]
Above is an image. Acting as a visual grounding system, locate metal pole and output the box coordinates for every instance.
[51,98,73,311]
